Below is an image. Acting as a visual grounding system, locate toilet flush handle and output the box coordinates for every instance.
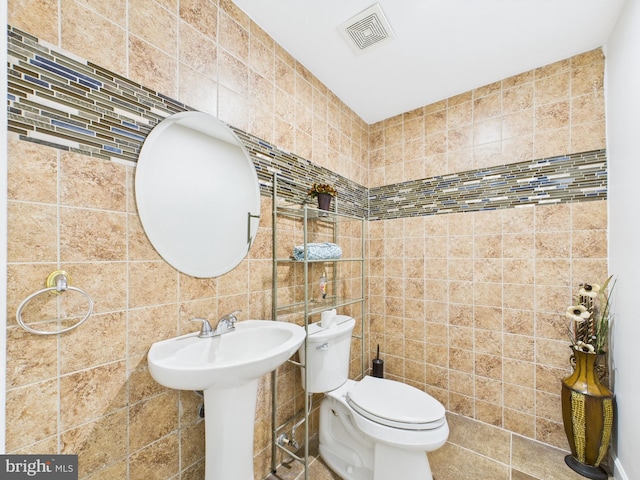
[316,342,330,350]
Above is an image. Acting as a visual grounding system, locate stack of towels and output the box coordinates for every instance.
[292,242,342,261]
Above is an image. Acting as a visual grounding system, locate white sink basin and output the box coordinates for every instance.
[148,319,305,390]
[147,319,305,480]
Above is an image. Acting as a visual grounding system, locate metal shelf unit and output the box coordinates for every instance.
[270,174,366,479]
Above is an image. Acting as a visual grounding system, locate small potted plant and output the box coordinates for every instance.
[307,183,337,211]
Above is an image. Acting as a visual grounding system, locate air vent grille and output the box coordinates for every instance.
[339,4,395,54]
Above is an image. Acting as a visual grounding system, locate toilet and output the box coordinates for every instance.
[299,316,448,480]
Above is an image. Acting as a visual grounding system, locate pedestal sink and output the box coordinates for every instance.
[148,320,305,480]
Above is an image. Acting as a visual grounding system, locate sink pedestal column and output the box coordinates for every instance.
[203,378,259,480]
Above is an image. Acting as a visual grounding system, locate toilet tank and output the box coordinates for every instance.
[299,316,356,393]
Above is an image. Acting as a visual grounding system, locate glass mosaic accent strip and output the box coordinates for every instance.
[6,26,368,218]
[369,150,607,220]
[230,127,368,218]
[7,27,187,163]
[6,26,607,223]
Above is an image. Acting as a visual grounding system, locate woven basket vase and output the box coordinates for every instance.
[561,348,614,480]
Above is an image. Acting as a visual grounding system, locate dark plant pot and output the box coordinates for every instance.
[561,348,614,480]
[316,193,333,211]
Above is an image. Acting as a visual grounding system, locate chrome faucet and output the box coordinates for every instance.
[191,310,241,338]
[213,310,241,335]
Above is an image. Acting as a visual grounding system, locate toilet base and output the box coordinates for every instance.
[320,443,372,480]
[319,395,435,480]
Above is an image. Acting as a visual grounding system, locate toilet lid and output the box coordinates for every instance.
[346,376,446,430]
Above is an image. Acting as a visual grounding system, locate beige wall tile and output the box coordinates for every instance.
[178,66,219,116]
[129,0,177,56]
[7,263,58,325]
[128,304,179,357]
[218,12,249,63]
[129,391,179,451]
[128,215,163,262]
[59,208,127,262]
[535,72,570,106]
[504,333,535,362]
[60,361,127,430]
[60,409,128,478]
[179,23,218,78]
[449,370,474,396]
[179,0,217,37]
[503,109,534,140]
[128,36,177,98]
[128,359,167,405]
[535,258,571,286]
[449,392,473,417]
[504,409,535,439]
[571,120,606,153]
[60,312,126,374]
[475,234,503,258]
[129,433,180,479]
[219,86,251,134]
[128,261,179,308]
[82,460,128,480]
[503,258,534,284]
[504,383,535,414]
[6,327,57,388]
[572,62,605,97]
[571,91,605,125]
[7,202,57,262]
[535,232,570,259]
[9,0,59,44]
[503,83,534,114]
[62,262,128,313]
[534,127,570,158]
[61,0,127,76]
[180,422,206,470]
[504,135,535,162]
[60,152,129,212]
[6,379,58,451]
[536,417,567,449]
[503,308,534,336]
[7,138,58,203]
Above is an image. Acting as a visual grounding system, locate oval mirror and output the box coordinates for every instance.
[135,111,261,278]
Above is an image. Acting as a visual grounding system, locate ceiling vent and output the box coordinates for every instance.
[338,3,395,54]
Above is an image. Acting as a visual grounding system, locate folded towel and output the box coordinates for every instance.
[293,242,342,261]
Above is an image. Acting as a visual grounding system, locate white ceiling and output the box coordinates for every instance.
[233,0,626,124]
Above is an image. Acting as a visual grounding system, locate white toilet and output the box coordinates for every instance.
[299,316,449,480]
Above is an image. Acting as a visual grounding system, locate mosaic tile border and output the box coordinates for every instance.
[6,26,368,219]
[368,150,607,220]
[230,127,368,218]
[6,26,607,224]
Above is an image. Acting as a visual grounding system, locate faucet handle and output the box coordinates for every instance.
[222,310,242,326]
[191,318,214,338]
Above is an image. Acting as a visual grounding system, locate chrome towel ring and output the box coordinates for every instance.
[16,270,94,335]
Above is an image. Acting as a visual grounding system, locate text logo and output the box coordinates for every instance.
[1,455,78,479]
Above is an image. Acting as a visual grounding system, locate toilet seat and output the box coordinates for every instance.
[346,376,446,430]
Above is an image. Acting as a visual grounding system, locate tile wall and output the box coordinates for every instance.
[6,0,610,479]
[365,49,609,463]
[6,1,366,478]
[369,48,606,186]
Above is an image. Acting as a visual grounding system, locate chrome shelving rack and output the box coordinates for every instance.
[270,173,366,479]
